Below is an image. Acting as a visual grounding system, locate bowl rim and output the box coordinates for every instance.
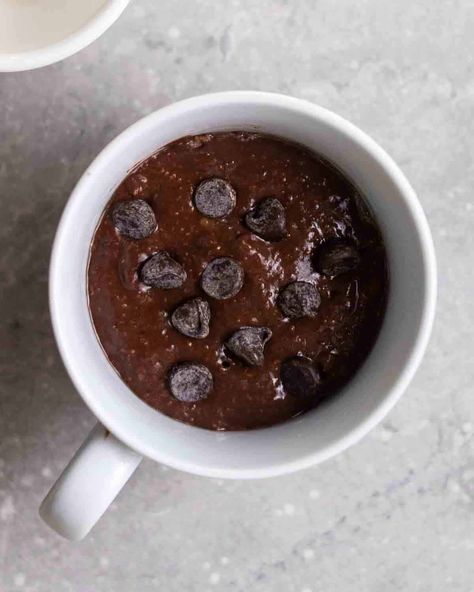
[0,0,130,72]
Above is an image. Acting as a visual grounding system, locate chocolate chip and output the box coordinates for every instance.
[315,239,360,277]
[140,251,187,289]
[225,326,272,367]
[277,281,321,319]
[171,297,211,339]
[280,357,321,399]
[201,257,244,300]
[112,199,156,240]
[168,362,213,402]
[194,178,237,218]
[245,197,287,241]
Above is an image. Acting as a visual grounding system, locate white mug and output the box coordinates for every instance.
[40,92,437,540]
[0,0,129,72]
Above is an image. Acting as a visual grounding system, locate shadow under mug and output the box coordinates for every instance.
[40,92,437,540]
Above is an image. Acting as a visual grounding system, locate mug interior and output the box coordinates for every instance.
[50,92,436,478]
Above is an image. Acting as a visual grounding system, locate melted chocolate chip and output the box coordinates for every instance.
[168,362,213,402]
[225,326,272,367]
[280,357,321,399]
[315,239,360,277]
[140,251,187,289]
[171,297,211,339]
[112,199,156,240]
[194,178,237,218]
[201,257,244,300]
[277,281,321,319]
[245,197,287,241]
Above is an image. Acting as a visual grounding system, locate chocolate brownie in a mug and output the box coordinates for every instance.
[88,131,388,430]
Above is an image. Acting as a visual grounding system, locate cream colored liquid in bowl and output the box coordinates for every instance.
[0,0,107,53]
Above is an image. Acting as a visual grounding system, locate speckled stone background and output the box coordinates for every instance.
[1,0,473,590]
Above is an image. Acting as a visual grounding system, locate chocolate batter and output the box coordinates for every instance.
[88,132,388,430]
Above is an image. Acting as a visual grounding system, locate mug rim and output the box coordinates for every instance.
[49,91,437,478]
[0,0,129,72]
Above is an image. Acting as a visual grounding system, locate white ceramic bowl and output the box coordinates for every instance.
[42,92,436,539]
[0,0,130,72]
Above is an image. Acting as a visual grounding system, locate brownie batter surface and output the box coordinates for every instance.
[88,132,388,430]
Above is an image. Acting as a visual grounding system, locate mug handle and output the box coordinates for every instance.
[39,423,142,540]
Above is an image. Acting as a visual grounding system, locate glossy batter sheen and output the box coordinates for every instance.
[88,132,388,430]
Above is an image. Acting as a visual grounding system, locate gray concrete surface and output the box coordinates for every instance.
[1,0,474,590]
